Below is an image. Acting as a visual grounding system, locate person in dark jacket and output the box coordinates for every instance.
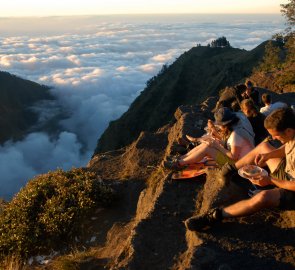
[240,99,268,145]
[241,80,260,107]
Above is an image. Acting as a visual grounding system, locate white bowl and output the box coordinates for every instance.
[238,165,265,179]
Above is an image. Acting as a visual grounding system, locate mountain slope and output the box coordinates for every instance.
[0,71,54,143]
[95,42,267,154]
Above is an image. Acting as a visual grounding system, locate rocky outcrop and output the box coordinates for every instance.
[79,94,295,270]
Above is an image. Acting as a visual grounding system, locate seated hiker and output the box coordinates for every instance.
[185,119,223,145]
[178,112,229,150]
[240,99,269,145]
[185,108,295,231]
[213,98,255,144]
[260,93,287,116]
[164,107,254,170]
[241,80,260,107]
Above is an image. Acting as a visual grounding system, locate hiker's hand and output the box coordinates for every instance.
[249,175,271,187]
[205,138,219,149]
[254,153,268,167]
[186,135,198,142]
[207,120,214,130]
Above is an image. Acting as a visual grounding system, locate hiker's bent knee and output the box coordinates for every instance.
[252,190,277,208]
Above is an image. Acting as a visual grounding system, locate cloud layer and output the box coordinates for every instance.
[0,14,284,199]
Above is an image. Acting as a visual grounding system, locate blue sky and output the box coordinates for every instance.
[1,0,287,17]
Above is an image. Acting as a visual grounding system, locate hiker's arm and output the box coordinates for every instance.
[270,178,295,192]
[216,132,244,161]
[207,120,222,140]
[250,175,295,192]
[255,145,286,167]
[207,139,234,159]
[229,145,243,161]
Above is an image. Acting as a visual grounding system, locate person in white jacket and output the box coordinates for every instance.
[260,93,287,116]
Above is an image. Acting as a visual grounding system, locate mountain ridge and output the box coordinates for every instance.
[95,41,268,154]
[0,71,54,144]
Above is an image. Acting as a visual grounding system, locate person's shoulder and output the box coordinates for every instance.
[260,106,268,113]
[273,101,288,108]
[285,139,295,154]
[232,128,245,138]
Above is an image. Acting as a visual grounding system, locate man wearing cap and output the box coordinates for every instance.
[185,107,295,231]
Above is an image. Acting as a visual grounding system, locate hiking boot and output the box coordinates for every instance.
[163,160,182,170]
[177,137,190,146]
[166,155,180,162]
[220,162,237,185]
[170,144,187,155]
[184,208,223,231]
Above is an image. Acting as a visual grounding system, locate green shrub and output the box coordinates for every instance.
[0,168,115,259]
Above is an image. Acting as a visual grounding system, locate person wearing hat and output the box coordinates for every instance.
[241,80,260,107]
[163,107,255,170]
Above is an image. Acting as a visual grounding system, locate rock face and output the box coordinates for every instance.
[85,95,295,270]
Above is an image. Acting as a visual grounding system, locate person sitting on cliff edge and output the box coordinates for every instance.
[260,93,287,117]
[163,107,254,170]
[185,107,295,231]
[241,80,260,107]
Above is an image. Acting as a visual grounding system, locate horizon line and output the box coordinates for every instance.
[0,12,282,19]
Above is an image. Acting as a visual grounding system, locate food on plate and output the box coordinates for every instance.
[242,165,262,178]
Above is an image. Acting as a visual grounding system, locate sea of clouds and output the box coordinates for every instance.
[0,14,284,198]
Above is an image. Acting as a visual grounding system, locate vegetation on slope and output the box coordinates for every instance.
[95,42,267,153]
[252,0,295,91]
[0,71,54,144]
[0,168,115,261]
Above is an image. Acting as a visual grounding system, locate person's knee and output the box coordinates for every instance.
[251,190,278,208]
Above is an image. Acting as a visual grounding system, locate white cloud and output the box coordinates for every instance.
[116,66,128,72]
[0,132,90,199]
[139,63,161,74]
[152,53,174,62]
[0,14,284,199]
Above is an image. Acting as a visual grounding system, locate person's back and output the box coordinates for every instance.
[241,99,268,145]
[260,101,288,116]
[260,93,287,116]
[234,111,255,143]
[227,127,254,160]
[248,112,268,145]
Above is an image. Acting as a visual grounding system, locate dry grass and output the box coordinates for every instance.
[1,255,29,270]
[51,248,100,270]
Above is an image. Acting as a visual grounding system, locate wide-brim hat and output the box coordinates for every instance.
[214,107,238,126]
